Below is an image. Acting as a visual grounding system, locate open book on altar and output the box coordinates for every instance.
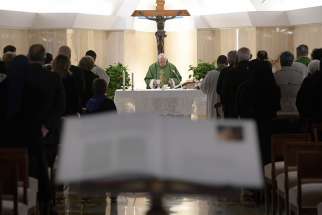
[57,113,264,189]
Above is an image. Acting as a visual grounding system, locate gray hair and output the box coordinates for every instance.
[58,45,71,59]
[237,47,251,62]
[158,53,167,62]
[308,60,320,75]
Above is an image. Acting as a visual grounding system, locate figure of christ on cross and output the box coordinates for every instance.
[132,0,190,55]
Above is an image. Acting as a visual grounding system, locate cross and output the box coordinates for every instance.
[132,0,190,55]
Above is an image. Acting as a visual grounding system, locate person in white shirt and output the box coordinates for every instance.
[275,51,306,114]
[85,50,110,87]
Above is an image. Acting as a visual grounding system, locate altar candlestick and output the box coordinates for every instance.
[131,73,134,91]
[122,71,125,91]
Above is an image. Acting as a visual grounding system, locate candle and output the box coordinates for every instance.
[131,73,134,91]
[122,70,125,91]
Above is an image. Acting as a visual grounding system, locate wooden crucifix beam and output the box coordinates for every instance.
[131,0,190,54]
[131,0,190,17]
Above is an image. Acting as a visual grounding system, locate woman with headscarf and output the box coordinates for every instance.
[236,59,281,164]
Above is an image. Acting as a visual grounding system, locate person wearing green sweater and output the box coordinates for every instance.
[144,53,182,89]
[296,44,311,66]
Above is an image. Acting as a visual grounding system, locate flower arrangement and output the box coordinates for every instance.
[105,63,130,99]
[189,61,216,80]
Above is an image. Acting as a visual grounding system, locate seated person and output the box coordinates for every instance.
[86,78,117,114]
[144,53,182,89]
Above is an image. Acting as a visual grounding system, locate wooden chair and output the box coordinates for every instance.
[0,181,3,215]
[283,143,322,215]
[289,151,322,215]
[265,133,312,215]
[318,203,322,215]
[312,123,322,143]
[0,160,28,215]
[0,148,37,213]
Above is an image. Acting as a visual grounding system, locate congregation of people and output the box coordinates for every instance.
[1,41,322,214]
[201,44,322,164]
[0,44,116,215]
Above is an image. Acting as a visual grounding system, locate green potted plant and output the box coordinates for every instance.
[189,61,216,80]
[105,63,130,99]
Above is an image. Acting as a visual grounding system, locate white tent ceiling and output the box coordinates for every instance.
[0,0,322,30]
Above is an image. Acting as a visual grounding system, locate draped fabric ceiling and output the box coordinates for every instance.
[0,0,322,30]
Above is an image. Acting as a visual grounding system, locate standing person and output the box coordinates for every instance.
[236,59,281,164]
[3,45,16,55]
[256,50,269,61]
[296,60,322,122]
[216,55,228,72]
[58,46,84,110]
[221,47,252,118]
[24,44,65,215]
[78,56,99,107]
[52,55,80,116]
[200,69,220,119]
[275,51,305,115]
[86,78,117,114]
[85,50,110,86]
[296,44,310,66]
[44,52,53,71]
[216,50,238,99]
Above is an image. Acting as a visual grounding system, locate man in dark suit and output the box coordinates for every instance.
[58,45,84,111]
[24,44,65,215]
[221,47,252,118]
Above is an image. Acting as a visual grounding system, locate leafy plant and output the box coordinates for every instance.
[189,61,216,80]
[105,63,130,99]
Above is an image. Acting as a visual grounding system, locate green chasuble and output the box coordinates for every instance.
[296,56,311,66]
[144,62,182,89]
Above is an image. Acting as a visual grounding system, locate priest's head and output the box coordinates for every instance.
[158,53,167,68]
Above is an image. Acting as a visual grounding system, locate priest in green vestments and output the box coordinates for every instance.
[144,53,182,89]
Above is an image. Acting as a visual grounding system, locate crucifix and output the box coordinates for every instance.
[132,0,190,55]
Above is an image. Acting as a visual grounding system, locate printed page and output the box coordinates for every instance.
[161,118,263,188]
[57,113,163,183]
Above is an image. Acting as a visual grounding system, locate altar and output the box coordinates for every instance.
[114,89,207,119]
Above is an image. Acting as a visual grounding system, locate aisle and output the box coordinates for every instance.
[56,193,265,215]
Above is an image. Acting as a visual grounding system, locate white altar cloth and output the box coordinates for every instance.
[114,89,207,118]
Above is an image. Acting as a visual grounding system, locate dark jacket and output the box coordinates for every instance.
[86,95,117,114]
[221,61,251,118]
[296,70,322,122]
[236,60,281,164]
[70,65,84,107]
[62,74,81,116]
[22,63,66,131]
[82,70,99,107]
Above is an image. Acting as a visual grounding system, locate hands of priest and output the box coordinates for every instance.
[169,79,176,89]
[150,79,160,89]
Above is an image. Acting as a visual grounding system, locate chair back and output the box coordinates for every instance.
[0,181,2,215]
[296,151,322,214]
[0,161,18,215]
[312,123,322,143]
[271,133,312,162]
[271,133,312,183]
[297,151,322,182]
[0,148,29,204]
